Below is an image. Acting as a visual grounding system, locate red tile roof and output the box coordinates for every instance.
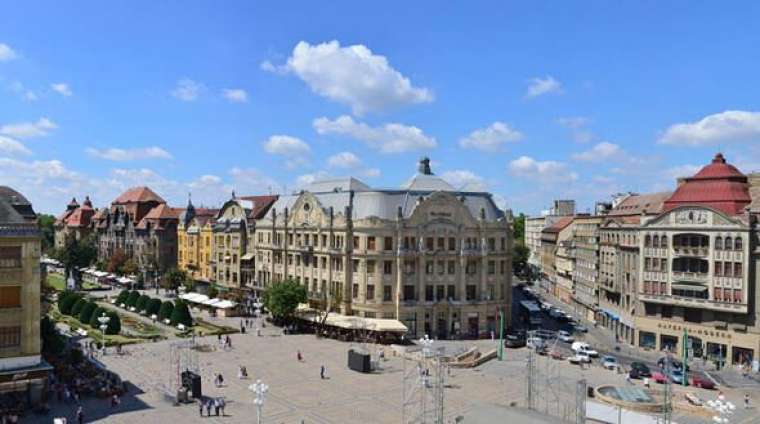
[113,186,166,204]
[240,195,279,219]
[143,204,181,220]
[663,153,751,215]
[607,192,671,216]
[542,216,574,233]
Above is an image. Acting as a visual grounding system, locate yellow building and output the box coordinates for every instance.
[0,186,49,402]
[177,199,217,285]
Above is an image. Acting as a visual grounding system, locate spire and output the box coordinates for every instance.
[82,195,93,208]
[418,157,432,175]
[67,197,79,211]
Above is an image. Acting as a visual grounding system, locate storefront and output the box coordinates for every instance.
[0,364,51,409]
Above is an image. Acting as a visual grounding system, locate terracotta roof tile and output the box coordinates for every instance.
[114,186,166,204]
[240,195,279,219]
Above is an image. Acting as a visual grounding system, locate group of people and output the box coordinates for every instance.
[198,397,226,417]
[217,334,233,350]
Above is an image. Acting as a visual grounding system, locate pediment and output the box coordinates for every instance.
[644,205,745,228]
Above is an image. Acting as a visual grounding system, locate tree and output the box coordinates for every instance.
[146,298,162,316]
[207,285,219,299]
[136,294,151,312]
[41,316,65,356]
[170,300,193,327]
[126,290,140,308]
[58,291,81,315]
[121,259,139,276]
[513,243,529,275]
[89,307,107,329]
[513,213,526,243]
[158,301,174,321]
[161,268,188,293]
[71,298,88,317]
[106,248,129,275]
[116,289,130,305]
[54,236,97,288]
[38,214,56,253]
[105,311,121,335]
[263,279,307,321]
[79,302,97,324]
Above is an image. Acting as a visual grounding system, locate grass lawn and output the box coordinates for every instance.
[46,273,66,291]
[187,318,238,337]
[49,306,161,346]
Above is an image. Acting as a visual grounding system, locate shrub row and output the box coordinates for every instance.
[114,289,191,327]
[57,291,120,335]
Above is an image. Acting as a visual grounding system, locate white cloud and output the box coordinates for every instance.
[7,81,38,101]
[440,170,487,191]
[571,142,623,162]
[557,116,594,143]
[86,146,173,161]
[0,43,17,61]
[263,135,310,169]
[295,171,330,188]
[313,115,436,153]
[459,122,523,151]
[659,110,760,146]
[50,83,72,97]
[0,117,57,139]
[269,40,433,115]
[525,75,563,99]
[326,151,380,178]
[222,88,248,103]
[0,136,31,155]
[508,156,578,183]
[170,78,203,101]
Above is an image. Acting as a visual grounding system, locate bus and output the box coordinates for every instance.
[520,300,543,326]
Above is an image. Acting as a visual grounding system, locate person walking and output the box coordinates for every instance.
[219,397,226,416]
[75,406,84,424]
[297,350,303,362]
[198,399,204,417]
[320,365,326,380]
[214,398,220,416]
[745,393,750,409]
[205,399,212,416]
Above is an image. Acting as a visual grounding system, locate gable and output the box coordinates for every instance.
[644,205,745,229]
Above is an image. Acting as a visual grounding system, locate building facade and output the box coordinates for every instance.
[0,186,48,401]
[54,196,95,249]
[539,217,573,297]
[177,198,217,284]
[570,215,603,321]
[252,158,512,339]
[525,216,545,274]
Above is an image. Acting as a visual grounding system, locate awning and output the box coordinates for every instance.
[179,292,210,303]
[241,253,255,261]
[600,308,620,321]
[297,309,407,333]
[672,284,708,292]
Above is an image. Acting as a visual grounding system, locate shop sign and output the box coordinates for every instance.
[656,323,732,340]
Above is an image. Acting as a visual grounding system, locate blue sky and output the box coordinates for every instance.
[2,1,760,214]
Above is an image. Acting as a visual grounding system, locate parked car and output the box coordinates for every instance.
[657,357,690,371]
[541,302,552,311]
[571,341,599,357]
[669,369,686,385]
[505,334,526,348]
[527,337,545,350]
[549,308,565,319]
[690,374,716,389]
[569,352,592,364]
[573,324,589,333]
[601,355,618,370]
[558,330,574,343]
[630,362,652,378]
[651,371,667,384]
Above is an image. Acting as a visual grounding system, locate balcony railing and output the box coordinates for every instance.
[672,271,708,282]
[639,292,747,313]
[673,246,709,257]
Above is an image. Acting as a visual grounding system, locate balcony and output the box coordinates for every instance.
[671,271,708,283]
[673,246,709,257]
[639,293,747,314]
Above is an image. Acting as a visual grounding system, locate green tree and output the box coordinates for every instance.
[58,291,81,315]
[126,290,140,307]
[116,289,130,305]
[161,268,188,293]
[513,213,526,243]
[106,248,129,275]
[170,299,193,327]
[54,235,98,288]
[263,279,307,321]
[158,301,174,321]
[105,311,121,335]
[136,294,151,312]
[207,285,219,299]
[513,243,529,274]
[146,298,162,316]
[121,259,138,276]
[37,214,56,253]
[71,298,88,317]
[79,302,97,324]
[41,316,65,356]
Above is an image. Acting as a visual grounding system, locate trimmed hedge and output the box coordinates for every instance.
[136,295,151,312]
[158,301,174,322]
[170,300,192,327]
[116,289,130,305]
[58,291,81,315]
[71,298,88,317]
[79,302,97,324]
[105,311,121,335]
[89,307,106,329]
[126,291,140,308]
[146,298,162,316]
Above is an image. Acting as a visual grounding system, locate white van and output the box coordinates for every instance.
[571,341,598,357]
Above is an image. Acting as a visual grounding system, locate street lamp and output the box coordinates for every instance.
[249,379,268,424]
[97,312,111,355]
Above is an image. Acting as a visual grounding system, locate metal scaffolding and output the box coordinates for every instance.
[402,338,445,424]
[169,340,199,394]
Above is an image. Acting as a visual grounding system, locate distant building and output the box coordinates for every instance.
[177,197,218,287]
[550,200,575,217]
[251,158,512,338]
[53,196,95,248]
[570,214,604,321]
[0,186,49,402]
[540,217,574,301]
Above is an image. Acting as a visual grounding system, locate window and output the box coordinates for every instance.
[734,263,742,278]
[0,286,21,308]
[735,237,743,250]
[0,246,21,268]
[447,260,456,274]
[425,286,434,301]
[714,287,723,301]
[715,237,723,250]
[500,260,506,274]
[384,260,393,275]
[352,284,359,299]
[734,289,743,303]
[403,285,415,301]
[353,236,360,249]
[383,286,392,301]
[437,260,445,275]
[437,237,445,250]
[353,259,359,273]
[436,285,445,301]
[426,237,434,251]
[653,235,659,247]
[645,235,651,247]
[488,238,496,252]
[661,305,673,318]
[448,237,456,251]
[425,261,434,275]
[447,285,456,300]
[487,260,495,275]
[725,237,732,250]
[660,235,667,248]
[367,237,376,251]
[367,260,376,275]
[466,260,477,275]
[384,237,393,251]
[0,326,21,348]
[466,285,477,301]
[715,262,723,276]
[500,237,506,250]
[366,285,375,300]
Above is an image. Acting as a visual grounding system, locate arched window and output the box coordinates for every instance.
[653,235,660,248]
[725,237,732,251]
[660,235,667,248]
[645,235,651,247]
[735,237,742,250]
[715,236,723,250]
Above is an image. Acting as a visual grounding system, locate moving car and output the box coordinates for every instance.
[690,374,716,389]
[558,330,574,343]
[568,351,592,364]
[571,342,599,357]
[630,362,652,378]
[549,308,565,319]
[601,355,618,370]
[505,333,526,348]
[669,369,686,385]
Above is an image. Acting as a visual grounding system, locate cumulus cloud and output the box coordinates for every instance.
[440,170,487,191]
[326,151,380,177]
[313,115,436,153]
[459,122,523,151]
[0,136,31,155]
[571,142,623,162]
[0,117,57,139]
[171,78,203,101]
[525,76,563,99]
[295,171,330,188]
[86,146,173,161]
[267,40,433,115]
[659,110,760,146]
[222,88,248,103]
[50,83,72,97]
[0,43,17,61]
[508,156,578,183]
[263,135,310,169]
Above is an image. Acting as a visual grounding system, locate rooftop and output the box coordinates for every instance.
[113,186,166,204]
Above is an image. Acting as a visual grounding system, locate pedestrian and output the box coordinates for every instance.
[297,350,303,362]
[643,377,650,388]
[199,399,204,417]
[205,400,212,416]
[745,393,750,409]
[214,398,220,416]
[218,334,222,342]
[219,397,226,416]
[218,373,224,387]
[76,406,84,424]
[257,327,261,337]
[320,365,326,380]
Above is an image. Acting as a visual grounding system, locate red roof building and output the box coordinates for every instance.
[662,153,751,215]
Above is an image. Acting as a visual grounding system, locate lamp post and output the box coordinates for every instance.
[97,312,110,355]
[249,379,268,424]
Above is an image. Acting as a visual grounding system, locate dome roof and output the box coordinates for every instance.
[663,153,751,215]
